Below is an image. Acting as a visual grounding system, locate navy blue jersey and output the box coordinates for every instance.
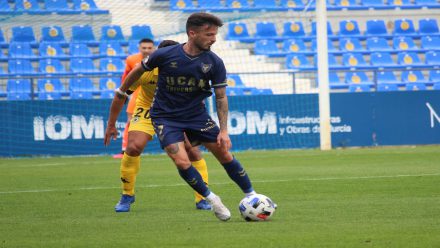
[141,44,227,119]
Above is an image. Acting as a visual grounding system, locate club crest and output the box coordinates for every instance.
[201,63,212,73]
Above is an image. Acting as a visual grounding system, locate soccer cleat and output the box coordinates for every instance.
[195,199,212,210]
[206,195,231,221]
[115,194,135,212]
[112,152,124,159]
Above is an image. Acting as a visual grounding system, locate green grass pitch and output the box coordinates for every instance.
[1,146,439,247]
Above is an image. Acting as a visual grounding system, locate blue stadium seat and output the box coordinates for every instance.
[310,21,334,38]
[393,19,417,36]
[226,87,244,96]
[401,70,428,86]
[226,0,251,10]
[328,72,348,89]
[406,82,427,90]
[377,83,399,91]
[253,0,279,10]
[0,0,13,14]
[7,79,32,100]
[8,43,36,59]
[170,0,196,11]
[70,58,98,73]
[397,52,423,66]
[198,0,226,11]
[365,19,389,37]
[339,38,365,52]
[39,58,66,74]
[71,25,98,46]
[8,59,35,75]
[366,37,393,51]
[339,20,361,37]
[311,39,338,52]
[254,40,280,56]
[256,88,273,95]
[0,28,7,48]
[37,78,65,100]
[285,54,314,70]
[313,53,342,69]
[280,0,304,9]
[226,22,254,42]
[282,21,307,38]
[345,71,374,86]
[414,0,439,8]
[393,36,418,51]
[99,41,125,58]
[349,84,372,92]
[426,51,440,65]
[429,70,440,83]
[69,77,95,99]
[421,36,440,50]
[39,42,68,59]
[389,0,416,9]
[370,52,397,68]
[44,0,78,14]
[335,0,360,9]
[419,18,439,35]
[41,26,67,45]
[16,0,49,14]
[255,22,279,40]
[100,57,124,73]
[227,74,245,87]
[282,39,308,53]
[12,26,37,46]
[361,0,390,9]
[433,83,440,90]
[130,25,154,41]
[99,77,119,98]
[342,53,368,68]
[128,40,139,55]
[101,25,125,43]
[70,43,93,58]
[377,71,402,85]
[72,0,109,14]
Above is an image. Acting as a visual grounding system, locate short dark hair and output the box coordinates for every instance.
[186,12,223,34]
[139,38,154,44]
[158,40,179,48]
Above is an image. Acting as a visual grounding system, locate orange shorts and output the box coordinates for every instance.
[126,88,140,114]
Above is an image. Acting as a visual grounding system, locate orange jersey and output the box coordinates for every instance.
[122,54,143,114]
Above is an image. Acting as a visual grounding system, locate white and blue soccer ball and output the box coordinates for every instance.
[239,194,276,221]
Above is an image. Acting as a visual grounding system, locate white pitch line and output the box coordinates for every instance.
[0,173,439,195]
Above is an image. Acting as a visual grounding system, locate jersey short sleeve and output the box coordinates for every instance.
[141,49,163,71]
[210,58,227,88]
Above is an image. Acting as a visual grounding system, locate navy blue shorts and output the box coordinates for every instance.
[152,112,220,149]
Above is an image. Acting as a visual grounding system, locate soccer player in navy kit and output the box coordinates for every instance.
[115,12,268,221]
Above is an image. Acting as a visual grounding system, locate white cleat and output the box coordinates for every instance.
[206,195,231,221]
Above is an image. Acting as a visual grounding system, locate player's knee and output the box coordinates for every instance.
[187,147,202,161]
[170,157,191,170]
[218,151,233,164]
[125,143,143,156]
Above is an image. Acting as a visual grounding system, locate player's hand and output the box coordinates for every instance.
[104,124,118,146]
[217,130,232,152]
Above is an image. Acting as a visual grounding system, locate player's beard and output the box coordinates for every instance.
[195,41,211,52]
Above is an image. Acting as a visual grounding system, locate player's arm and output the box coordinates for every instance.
[104,90,128,146]
[214,87,232,151]
[119,63,145,93]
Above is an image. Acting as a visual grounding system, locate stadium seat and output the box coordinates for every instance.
[72,0,109,14]
[44,0,78,14]
[226,22,254,42]
[37,78,65,100]
[254,40,280,56]
[99,77,119,98]
[310,21,334,38]
[41,26,67,44]
[282,21,307,38]
[335,0,359,9]
[419,18,439,35]
[342,53,368,68]
[128,40,139,55]
[339,20,361,37]
[71,25,98,46]
[0,28,7,48]
[7,79,32,100]
[339,38,365,52]
[429,70,440,83]
[170,0,196,11]
[226,87,244,96]
[255,22,279,40]
[397,52,423,66]
[345,71,374,86]
[366,37,393,51]
[253,0,279,10]
[377,71,402,85]
[328,72,348,89]
[39,58,66,74]
[70,43,93,58]
[99,41,126,58]
[348,84,372,92]
[227,74,245,87]
[198,0,226,11]
[8,59,35,75]
[377,83,399,91]
[16,0,49,14]
[226,0,251,10]
[0,0,13,14]
[370,52,397,68]
[421,36,440,50]
[361,0,390,9]
[405,82,427,90]
[280,0,304,9]
[433,83,440,90]
[285,54,314,70]
[39,42,68,59]
[365,19,389,37]
[11,26,37,46]
[425,51,440,65]
[100,57,124,73]
[282,39,308,53]
[389,0,415,9]
[401,70,427,85]
[130,25,154,41]
[69,77,95,99]
[8,43,36,59]
[393,36,418,51]
[101,25,125,43]
[70,58,98,73]
[414,0,439,8]
[313,53,342,69]
[393,19,417,36]
[311,39,337,52]
[256,88,273,95]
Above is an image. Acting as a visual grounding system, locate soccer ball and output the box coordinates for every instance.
[239,194,276,221]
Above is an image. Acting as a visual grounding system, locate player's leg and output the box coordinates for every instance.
[184,137,211,210]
